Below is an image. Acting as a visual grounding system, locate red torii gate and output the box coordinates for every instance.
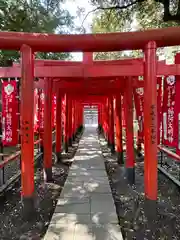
[1,26,180,217]
[0,53,168,213]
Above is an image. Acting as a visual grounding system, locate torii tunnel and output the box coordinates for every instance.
[1,26,180,216]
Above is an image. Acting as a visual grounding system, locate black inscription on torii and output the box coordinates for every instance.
[150,104,156,145]
[21,120,30,144]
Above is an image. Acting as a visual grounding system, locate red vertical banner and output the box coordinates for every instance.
[54,95,56,127]
[34,89,39,132]
[62,96,66,136]
[39,90,45,132]
[162,75,176,147]
[133,87,144,142]
[52,94,56,128]
[175,54,180,155]
[157,77,163,144]
[133,77,162,144]
[2,80,18,146]
[121,96,126,127]
[175,79,180,154]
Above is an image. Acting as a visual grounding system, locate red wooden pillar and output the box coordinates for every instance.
[56,90,62,161]
[20,45,35,215]
[76,103,78,130]
[103,104,106,136]
[124,78,135,185]
[144,41,157,210]
[115,94,123,164]
[79,104,82,127]
[106,98,109,142]
[81,105,83,126]
[98,105,100,127]
[43,78,53,182]
[109,96,115,153]
[74,101,77,134]
[98,104,102,132]
[100,104,102,127]
[64,94,69,153]
[72,100,75,141]
[105,102,108,139]
[77,103,80,128]
[68,98,72,146]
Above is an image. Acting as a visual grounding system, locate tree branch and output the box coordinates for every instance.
[155,0,180,22]
[80,0,144,31]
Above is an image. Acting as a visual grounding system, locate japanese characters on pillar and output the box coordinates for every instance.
[2,80,18,146]
[34,89,39,133]
[39,90,45,132]
[144,41,157,202]
[20,44,35,211]
[162,75,176,147]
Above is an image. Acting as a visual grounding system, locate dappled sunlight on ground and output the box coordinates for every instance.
[44,126,123,240]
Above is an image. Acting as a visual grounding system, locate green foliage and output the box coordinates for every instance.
[0,0,74,66]
[92,8,142,60]
[91,0,180,61]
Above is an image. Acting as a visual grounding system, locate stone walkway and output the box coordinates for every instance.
[44,127,123,240]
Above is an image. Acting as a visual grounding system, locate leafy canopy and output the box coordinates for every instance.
[0,0,74,66]
[90,0,180,61]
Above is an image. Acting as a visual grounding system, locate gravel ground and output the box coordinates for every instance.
[99,134,180,240]
[0,131,82,240]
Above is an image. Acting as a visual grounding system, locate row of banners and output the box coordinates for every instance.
[1,81,58,146]
[2,77,180,153]
[134,75,180,154]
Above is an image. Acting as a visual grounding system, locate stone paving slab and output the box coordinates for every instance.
[73,224,93,240]
[57,196,90,205]
[44,223,123,240]
[44,223,76,240]
[50,213,91,225]
[84,182,111,193]
[60,186,89,198]
[91,212,118,224]
[90,193,117,215]
[44,127,123,240]
[68,169,107,177]
[66,175,109,184]
[91,223,123,240]
[55,202,90,214]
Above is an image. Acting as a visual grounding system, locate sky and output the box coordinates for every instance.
[62,0,140,60]
[63,0,94,60]
[62,0,174,63]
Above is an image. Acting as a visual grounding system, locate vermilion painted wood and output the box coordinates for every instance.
[124,78,135,169]
[64,94,69,150]
[43,78,53,171]
[0,27,180,51]
[108,96,115,151]
[68,98,72,144]
[20,45,35,197]
[115,95,123,156]
[13,58,143,67]
[56,90,62,154]
[158,145,180,162]
[144,41,157,201]
[0,62,179,78]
